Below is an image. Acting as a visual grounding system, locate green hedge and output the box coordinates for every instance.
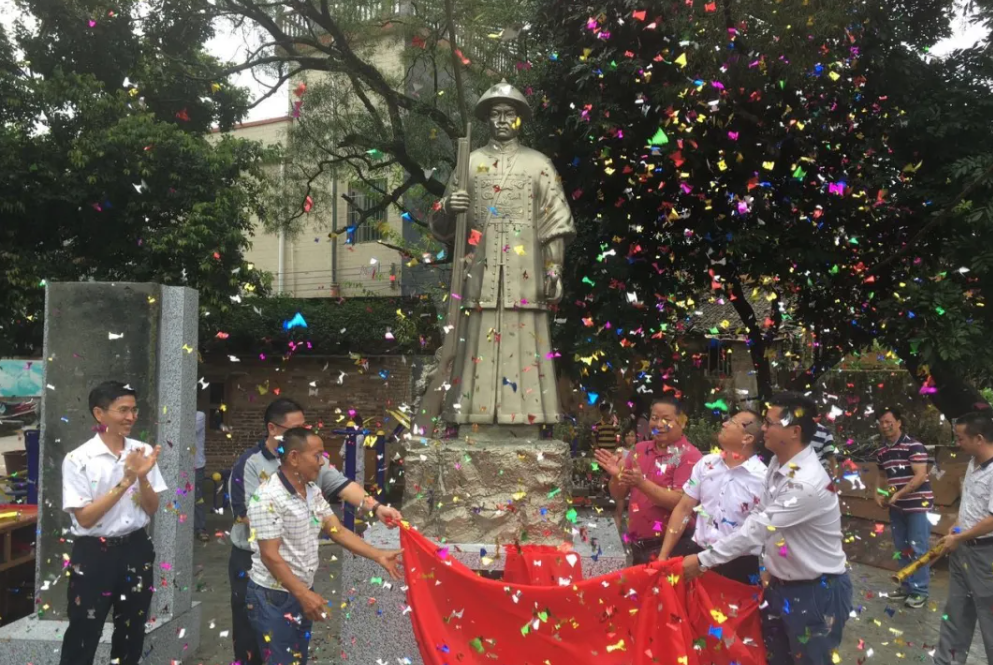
[199,296,440,356]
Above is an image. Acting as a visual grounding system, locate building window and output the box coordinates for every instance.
[347,179,388,243]
[706,340,733,377]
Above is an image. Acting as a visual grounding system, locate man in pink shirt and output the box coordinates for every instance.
[595,396,703,564]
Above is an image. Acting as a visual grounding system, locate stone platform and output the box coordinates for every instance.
[0,603,202,665]
[338,515,627,664]
[401,434,573,544]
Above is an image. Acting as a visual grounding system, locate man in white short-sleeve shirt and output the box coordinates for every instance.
[59,381,168,665]
[658,409,766,584]
[246,428,401,665]
[934,411,993,665]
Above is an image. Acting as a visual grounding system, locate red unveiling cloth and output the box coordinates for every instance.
[502,542,584,586]
[401,526,766,665]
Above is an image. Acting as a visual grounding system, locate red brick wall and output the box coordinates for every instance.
[198,355,421,477]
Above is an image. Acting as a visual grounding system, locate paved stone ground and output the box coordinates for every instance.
[189,513,987,665]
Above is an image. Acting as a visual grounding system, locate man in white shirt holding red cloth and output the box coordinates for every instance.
[658,409,767,584]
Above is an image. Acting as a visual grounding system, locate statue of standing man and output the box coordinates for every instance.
[429,81,576,428]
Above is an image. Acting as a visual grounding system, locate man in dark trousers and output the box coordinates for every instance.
[874,406,933,608]
[59,381,168,665]
[934,411,993,664]
[227,398,402,665]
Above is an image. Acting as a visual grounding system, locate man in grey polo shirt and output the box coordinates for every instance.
[247,428,401,665]
[227,398,401,665]
[934,411,993,665]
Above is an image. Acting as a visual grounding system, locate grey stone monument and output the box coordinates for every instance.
[0,282,202,664]
[337,83,626,664]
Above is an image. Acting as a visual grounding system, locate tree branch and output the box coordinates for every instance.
[870,159,993,274]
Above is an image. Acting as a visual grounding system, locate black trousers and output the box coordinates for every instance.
[711,555,761,586]
[59,530,155,665]
[631,534,699,565]
[632,537,760,586]
[229,546,263,665]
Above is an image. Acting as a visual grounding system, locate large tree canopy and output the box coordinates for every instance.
[0,0,273,355]
[522,0,993,417]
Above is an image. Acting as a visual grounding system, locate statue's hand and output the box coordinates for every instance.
[545,264,564,303]
[446,190,470,214]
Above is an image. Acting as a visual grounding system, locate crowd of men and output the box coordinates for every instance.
[58,386,402,665]
[54,380,993,665]
[595,394,993,665]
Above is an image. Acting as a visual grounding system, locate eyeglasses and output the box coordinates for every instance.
[112,407,140,416]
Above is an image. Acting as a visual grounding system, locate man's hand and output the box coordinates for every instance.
[124,446,160,481]
[374,549,403,580]
[760,570,772,588]
[874,493,886,509]
[682,554,704,581]
[593,449,623,477]
[544,265,564,303]
[446,190,470,213]
[618,467,644,489]
[298,588,329,622]
[937,533,961,553]
[375,504,403,528]
[887,492,904,507]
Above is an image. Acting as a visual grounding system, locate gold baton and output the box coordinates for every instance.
[892,544,945,583]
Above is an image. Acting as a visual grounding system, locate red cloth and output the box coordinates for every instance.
[401,527,766,665]
[502,543,584,586]
[624,437,703,540]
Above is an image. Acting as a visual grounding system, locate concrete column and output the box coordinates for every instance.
[0,282,201,664]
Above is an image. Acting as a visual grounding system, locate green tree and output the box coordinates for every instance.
[524,0,993,417]
[172,0,533,263]
[0,0,273,355]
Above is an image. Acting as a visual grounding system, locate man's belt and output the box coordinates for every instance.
[77,529,147,547]
[965,536,993,547]
[770,572,845,586]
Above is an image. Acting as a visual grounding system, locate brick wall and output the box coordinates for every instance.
[198,355,424,477]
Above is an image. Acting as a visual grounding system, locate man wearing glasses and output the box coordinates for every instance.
[60,381,168,665]
[681,393,852,665]
[595,396,703,564]
[657,410,767,584]
[227,398,402,665]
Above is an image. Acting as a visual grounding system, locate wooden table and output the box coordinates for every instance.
[0,507,37,625]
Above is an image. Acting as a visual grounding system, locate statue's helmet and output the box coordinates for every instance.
[473,79,532,123]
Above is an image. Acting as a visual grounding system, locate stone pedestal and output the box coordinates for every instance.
[0,282,201,664]
[401,433,573,544]
[337,517,626,665]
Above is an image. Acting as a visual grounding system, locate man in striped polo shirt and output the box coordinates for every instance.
[875,407,933,608]
[811,421,839,480]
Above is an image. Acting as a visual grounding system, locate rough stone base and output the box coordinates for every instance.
[0,602,201,664]
[401,438,572,544]
[338,517,626,665]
